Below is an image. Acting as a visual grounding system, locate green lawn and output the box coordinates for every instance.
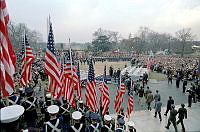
[149,71,167,81]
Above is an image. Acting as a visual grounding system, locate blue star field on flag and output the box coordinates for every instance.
[47,23,56,55]
[88,59,95,82]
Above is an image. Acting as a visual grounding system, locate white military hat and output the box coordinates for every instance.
[1,105,24,123]
[104,115,112,121]
[79,100,83,103]
[19,88,24,91]
[47,105,59,114]
[127,121,135,127]
[46,93,51,98]
[72,111,82,120]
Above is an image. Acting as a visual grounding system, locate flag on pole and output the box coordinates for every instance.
[44,20,61,97]
[85,59,98,112]
[63,49,78,106]
[99,65,110,115]
[101,65,110,115]
[147,55,153,70]
[20,33,35,86]
[114,77,125,113]
[76,61,82,100]
[0,0,16,97]
[126,91,134,118]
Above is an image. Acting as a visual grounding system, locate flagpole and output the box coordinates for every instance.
[47,15,53,102]
[69,38,75,105]
[24,30,28,88]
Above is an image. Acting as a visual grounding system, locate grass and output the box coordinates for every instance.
[79,61,130,75]
[149,71,167,81]
[80,61,167,81]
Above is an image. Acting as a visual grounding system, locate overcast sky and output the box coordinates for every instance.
[6,0,200,43]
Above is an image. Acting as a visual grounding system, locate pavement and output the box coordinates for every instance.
[121,102,200,132]
[37,74,200,131]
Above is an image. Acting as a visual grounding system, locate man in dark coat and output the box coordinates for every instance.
[85,112,101,132]
[42,105,63,132]
[59,100,71,131]
[109,66,113,77]
[177,104,187,132]
[164,96,174,116]
[182,78,187,93]
[154,98,162,121]
[101,115,115,132]
[69,111,85,132]
[165,105,178,132]
[115,118,126,132]
[22,88,38,128]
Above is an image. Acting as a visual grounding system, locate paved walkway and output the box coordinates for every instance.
[123,102,200,132]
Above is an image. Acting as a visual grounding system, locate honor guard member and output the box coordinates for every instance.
[7,92,21,105]
[59,99,71,131]
[101,115,115,132]
[43,105,63,132]
[42,93,52,122]
[85,112,101,132]
[127,121,136,132]
[22,87,38,128]
[78,100,86,114]
[78,100,86,123]
[1,105,25,132]
[116,118,126,132]
[117,108,125,120]
[69,111,86,132]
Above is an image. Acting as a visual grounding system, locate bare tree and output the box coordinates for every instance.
[7,22,42,51]
[176,28,193,57]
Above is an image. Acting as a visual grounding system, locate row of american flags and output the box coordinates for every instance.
[0,0,134,116]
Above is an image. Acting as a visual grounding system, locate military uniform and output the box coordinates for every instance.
[115,118,126,132]
[1,105,24,132]
[7,94,22,105]
[59,101,71,131]
[42,105,63,132]
[78,100,86,124]
[101,115,115,132]
[21,88,38,128]
[69,111,86,132]
[127,121,136,132]
[85,112,101,132]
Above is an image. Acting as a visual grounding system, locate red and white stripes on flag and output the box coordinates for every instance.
[75,62,82,100]
[85,59,98,112]
[126,92,134,117]
[20,33,35,86]
[63,49,78,106]
[44,21,61,97]
[147,55,153,70]
[114,83,125,113]
[0,0,16,97]
[100,81,110,115]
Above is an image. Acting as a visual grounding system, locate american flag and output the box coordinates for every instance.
[147,55,153,70]
[101,65,110,115]
[85,59,98,112]
[63,49,78,106]
[100,66,110,115]
[114,79,125,113]
[0,0,16,97]
[44,21,61,97]
[76,61,82,100]
[126,91,134,117]
[20,33,35,86]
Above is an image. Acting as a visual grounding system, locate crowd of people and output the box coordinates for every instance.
[1,52,200,132]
